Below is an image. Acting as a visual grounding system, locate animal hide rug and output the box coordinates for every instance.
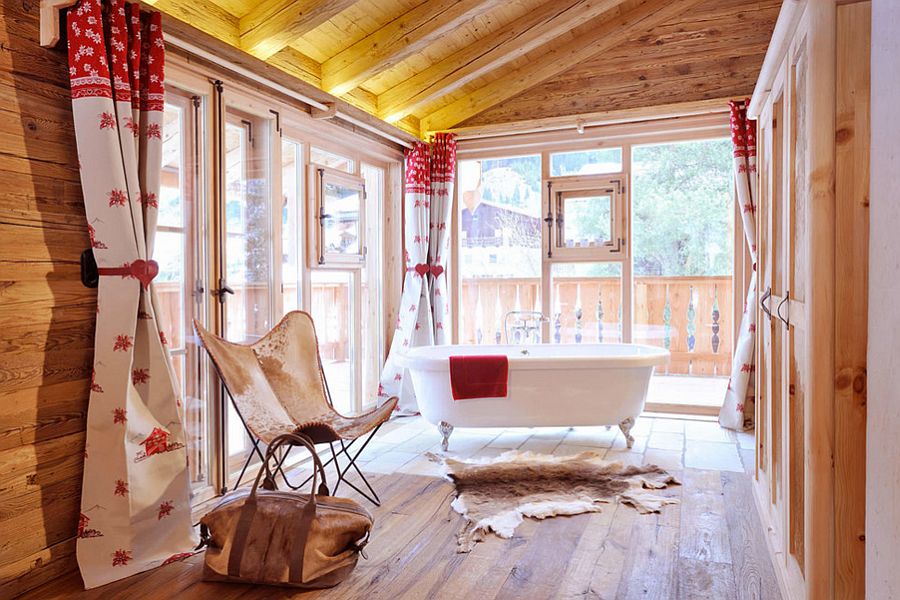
[430,450,680,551]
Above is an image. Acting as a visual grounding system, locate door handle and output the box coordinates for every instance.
[760,286,773,320]
[776,290,790,327]
[212,279,234,304]
[543,209,554,258]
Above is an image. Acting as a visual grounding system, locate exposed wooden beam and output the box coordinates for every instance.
[377,0,629,124]
[321,0,506,98]
[158,11,419,146]
[239,0,357,61]
[420,0,705,134]
[147,0,240,46]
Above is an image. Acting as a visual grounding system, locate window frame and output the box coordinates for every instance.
[165,54,403,502]
[452,114,739,372]
[309,166,368,267]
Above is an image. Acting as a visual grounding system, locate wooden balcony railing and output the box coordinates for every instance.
[459,275,733,376]
[157,274,733,378]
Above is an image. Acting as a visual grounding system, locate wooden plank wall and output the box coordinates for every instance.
[0,1,92,596]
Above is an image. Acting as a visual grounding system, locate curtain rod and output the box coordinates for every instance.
[164,33,415,149]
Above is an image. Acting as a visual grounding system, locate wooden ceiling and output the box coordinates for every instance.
[145,0,781,139]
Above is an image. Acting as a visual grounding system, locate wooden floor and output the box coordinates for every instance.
[23,416,780,600]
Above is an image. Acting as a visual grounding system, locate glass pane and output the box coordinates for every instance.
[322,179,361,255]
[282,139,302,312]
[311,147,354,173]
[361,164,384,409]
[157,97,207,492]
[160,105,184,228]
[154,230,185,350]
[224,118,272,343]
[632,138,733,388]
[310,270,355,415]
[559,192,612,248]
[224,114,272,480]
[551,262,622,344]
[550,148,623,176]
[458,155,542,344]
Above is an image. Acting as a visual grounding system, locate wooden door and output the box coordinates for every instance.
[785,39,810,573]
[755,44,808,594]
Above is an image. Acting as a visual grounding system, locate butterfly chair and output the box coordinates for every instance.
[194,311,398,505]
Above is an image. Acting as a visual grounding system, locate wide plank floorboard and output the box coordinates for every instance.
[20,416,782,600]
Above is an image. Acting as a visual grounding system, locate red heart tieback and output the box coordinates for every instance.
[130,259,159,289]
[431,265,444,277]
[414,263,430,276]
[97,259,160,289]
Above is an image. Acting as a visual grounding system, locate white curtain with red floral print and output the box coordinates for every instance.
[427,134,457,346]
[68,0,195,588]
[719,100,758,431]
[379,134,457,414]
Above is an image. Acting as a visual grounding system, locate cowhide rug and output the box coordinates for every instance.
[428,450,680,552]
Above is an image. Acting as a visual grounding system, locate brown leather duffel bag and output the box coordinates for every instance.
[199,433,373,588]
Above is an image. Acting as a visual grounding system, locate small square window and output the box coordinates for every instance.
[310,167,366,266]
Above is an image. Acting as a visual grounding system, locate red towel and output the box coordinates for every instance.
[449,355,509,400]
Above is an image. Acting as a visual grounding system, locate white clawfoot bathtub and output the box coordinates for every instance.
[402,344,670,451]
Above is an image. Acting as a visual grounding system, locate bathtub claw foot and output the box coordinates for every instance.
[618,417,636,449]
[439,421,454,452]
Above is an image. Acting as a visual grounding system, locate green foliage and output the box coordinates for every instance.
[550,148,622,176]
[632,139,734,277]
[463,140,734,279]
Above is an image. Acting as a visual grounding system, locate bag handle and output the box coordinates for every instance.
[256,433,329,498]
[227,433,328,580]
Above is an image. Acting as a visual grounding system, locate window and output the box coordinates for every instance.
[222,109,274,484]
[281,138,304,312]
[310,270,355,415]
[161,59,398,500]
[455,130,736,412]
[457,155,542,344]
[311,168,366,265]
[223,113,274,342]
[155,88,210,495]
[550,148,622,176]
[550,263,622,344]
[631,138,734,377]
[548,178,625,259]
[311,147,354,173]
[360,164,385,407]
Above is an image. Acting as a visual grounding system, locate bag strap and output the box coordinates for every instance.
[226,433,328,579]
[260,433,329,496]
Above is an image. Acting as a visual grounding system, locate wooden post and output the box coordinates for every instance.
[805,1,836,597]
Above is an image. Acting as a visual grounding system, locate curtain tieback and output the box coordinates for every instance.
[97,259,159,289]
[407,263,445,277]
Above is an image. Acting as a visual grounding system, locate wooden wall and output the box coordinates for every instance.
[0,1,93,596]
[459,0,781,128]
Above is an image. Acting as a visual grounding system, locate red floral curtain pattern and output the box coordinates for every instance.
[719,100,758,431]
[379,134,458,413]
[67,0,195,588]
